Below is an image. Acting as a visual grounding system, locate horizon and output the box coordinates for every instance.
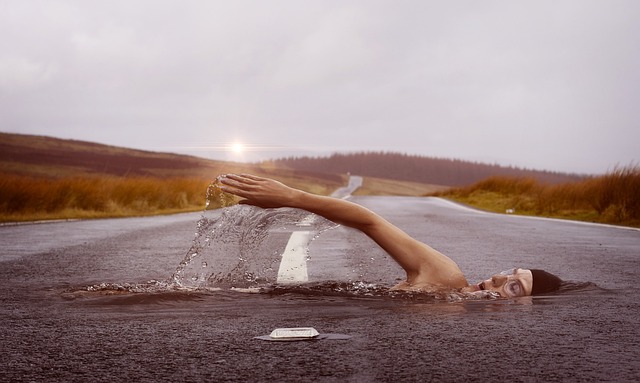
[2,130,597,176]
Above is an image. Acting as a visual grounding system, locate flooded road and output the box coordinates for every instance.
[1,197,639,382]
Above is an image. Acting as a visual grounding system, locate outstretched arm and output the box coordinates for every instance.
[219,174,469,289]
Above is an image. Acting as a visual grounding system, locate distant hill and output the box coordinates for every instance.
[0,132,231,179]
[0,132,344,195]
[264,152,584,186]
[1,132,582,193]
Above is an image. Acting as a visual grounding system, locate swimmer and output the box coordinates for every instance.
[219,174,563,297]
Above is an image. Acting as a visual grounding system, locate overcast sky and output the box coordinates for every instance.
[1,1,638,174]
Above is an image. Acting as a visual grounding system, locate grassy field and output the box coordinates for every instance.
[0,175,213,222]
[3,167,637,226]
[0,170,355,223]
[435,165,640,228]
[3,164,637,227]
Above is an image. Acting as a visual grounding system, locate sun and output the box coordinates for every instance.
[230,142,245,154]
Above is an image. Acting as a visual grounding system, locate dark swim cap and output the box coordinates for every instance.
[530,269,563,295]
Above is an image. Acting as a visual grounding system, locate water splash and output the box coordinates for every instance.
[204,176,239,210]
[170,177,338,289]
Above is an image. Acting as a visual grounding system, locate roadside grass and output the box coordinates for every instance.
[0,175,211,223]
[4,166,637,227]
[0,172,344,223]
[434,165,640,228]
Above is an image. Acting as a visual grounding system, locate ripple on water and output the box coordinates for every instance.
[61,279,506,306]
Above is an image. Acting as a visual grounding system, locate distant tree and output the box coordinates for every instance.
[263,152,584,186]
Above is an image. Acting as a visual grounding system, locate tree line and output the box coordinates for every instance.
[264,152,583,186]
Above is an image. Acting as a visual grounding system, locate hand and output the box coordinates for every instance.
[219,174,300,209]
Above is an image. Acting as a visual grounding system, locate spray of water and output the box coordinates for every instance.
[170,176,337,290]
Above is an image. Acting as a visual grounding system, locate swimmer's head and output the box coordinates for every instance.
[476,268,563,297]
[477,268,533,297]
[529,269,563,295]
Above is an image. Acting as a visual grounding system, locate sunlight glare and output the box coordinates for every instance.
[231,142,245,154]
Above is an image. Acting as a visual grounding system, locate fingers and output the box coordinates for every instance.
[217,184,245,198]
[221,173,263,186]
[238,174,266,182]
[218,174,258,199]
[216,173,285,209]
[219,174,249,189]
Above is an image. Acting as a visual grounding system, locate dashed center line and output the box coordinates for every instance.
[276,230,311,283]
[275,176,362,284]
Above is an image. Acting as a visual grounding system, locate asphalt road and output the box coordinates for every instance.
[1,194,639,382]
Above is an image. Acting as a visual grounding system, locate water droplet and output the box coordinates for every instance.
[202,261,208,268]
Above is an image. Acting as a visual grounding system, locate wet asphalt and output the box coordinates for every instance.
[1,197,639,382]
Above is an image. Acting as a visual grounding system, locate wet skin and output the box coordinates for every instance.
[473,268,534,297]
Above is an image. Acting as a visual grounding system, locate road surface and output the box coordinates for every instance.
[1,189,639,382]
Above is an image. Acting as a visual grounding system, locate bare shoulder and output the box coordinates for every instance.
[409,242,470,289]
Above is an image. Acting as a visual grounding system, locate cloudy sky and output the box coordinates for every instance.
[1,1,638,174]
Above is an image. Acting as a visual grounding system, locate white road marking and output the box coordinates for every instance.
[277,230,311,283]
[296,214,317,227]
[276,175,362,284]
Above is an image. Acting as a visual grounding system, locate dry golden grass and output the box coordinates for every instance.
[0,175,211,222]
[7,164,634,227]
[435,165,640,227]
[0,171,344,223]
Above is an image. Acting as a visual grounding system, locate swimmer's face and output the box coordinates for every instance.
[477,268,533,297]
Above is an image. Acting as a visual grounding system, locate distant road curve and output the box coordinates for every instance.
[330,175,363,199]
